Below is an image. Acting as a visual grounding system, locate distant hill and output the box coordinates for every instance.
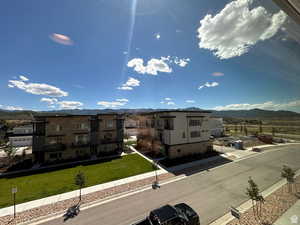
[1,108,300,120]
[211,108,300,119]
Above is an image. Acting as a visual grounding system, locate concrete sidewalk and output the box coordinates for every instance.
[273,200,300,225]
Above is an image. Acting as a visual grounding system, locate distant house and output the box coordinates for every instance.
[209,117,224,137]
[12,125,33,135]
[8,124,33,147]
[137,110,213,159]
[32,114,124,163]
[124,116,140,137]
[9,136,32,147]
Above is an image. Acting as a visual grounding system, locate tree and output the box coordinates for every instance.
[74,171,86,202]
[272,127,276,137]
[281,165,295,193]
[259,121,263,133]
[244,126,248,136]
[246,177,262,219]
[4,145,17,166]
[234,125,238,134]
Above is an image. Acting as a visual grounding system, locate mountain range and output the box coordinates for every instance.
[0,108,300,121]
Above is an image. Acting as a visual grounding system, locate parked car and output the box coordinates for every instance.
[131,203,200,225]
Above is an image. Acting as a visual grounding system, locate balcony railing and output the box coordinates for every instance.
[71,142,90,148]
[101,139,122,144]
[43,143,66,152]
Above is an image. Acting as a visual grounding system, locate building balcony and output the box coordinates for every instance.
[101,139,122,144]
[43,143,66,152]
[71,142,91,148]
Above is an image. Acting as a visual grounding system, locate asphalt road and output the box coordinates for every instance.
[41,144,300,225]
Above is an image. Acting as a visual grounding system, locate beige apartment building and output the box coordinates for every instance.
[32,114,124,163]
[138,110,213,159]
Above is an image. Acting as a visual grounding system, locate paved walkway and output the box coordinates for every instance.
[273,200,300,225]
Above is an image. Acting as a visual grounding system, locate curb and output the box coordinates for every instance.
[208,169,300,225]
[21,174,186,225]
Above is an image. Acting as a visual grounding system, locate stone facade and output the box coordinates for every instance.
[32,114,124,163]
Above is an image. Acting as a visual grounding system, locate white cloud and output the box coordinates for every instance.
[197,0,287,59]
[40,97,58,105]
[49,33,74,45]
[8,77,68,97]
[127,58,172,75]
[57,101,83,109]
[19,75,29,81]
[214,100,300,111]
[118,86,133,90]
[166,101,175,105]
[161,98,175,106]
[123,51,128,55]
[116,98,129,102]
[212,72,224,77]
[198,82,219,90]
[41,98,83,109]
[97,100,128,108]
[127,56,191,75]
[186,100,195,103]
[0,105,24,111]
[155,33,161,39]
[118,77,140,91]
[174,57,190,67]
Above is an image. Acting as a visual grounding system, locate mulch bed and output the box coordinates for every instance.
[227,176,300,225]
[0,173,174,225]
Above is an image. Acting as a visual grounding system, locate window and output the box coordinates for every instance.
[106,120,114,129]
[190,131,201,138]
[182,132,186,138]
[56,125,62,132]
[75,134,89,144]
[104,132,113,140]
[49,153,57,159]
[189,119,202,127]
[164,119,174,130]
[75,123,88,129]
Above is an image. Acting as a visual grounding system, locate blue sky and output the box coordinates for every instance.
[1,0,300,112]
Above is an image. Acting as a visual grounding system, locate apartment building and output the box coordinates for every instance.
[209,117,224,137]
[138,110,213,159]
[8,124,33,147]
[32,114,124,163]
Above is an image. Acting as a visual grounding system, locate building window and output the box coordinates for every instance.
[75,123,88,129]
[104,132,113,140]
[75,134,89,144]
[106,120,114,129]
[49,153,57,159]
[182,132,186,138]
[56,125,62,132]
[164,119,174,130]
[190,131,201,138]
[189,120,201,127]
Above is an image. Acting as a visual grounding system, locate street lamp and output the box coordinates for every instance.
[152,160,160,189]
[11,187,17,219]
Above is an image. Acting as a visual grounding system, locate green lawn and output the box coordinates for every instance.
[0,154,154,208]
